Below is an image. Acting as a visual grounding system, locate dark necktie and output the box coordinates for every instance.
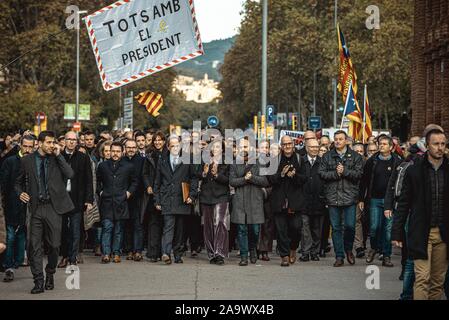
[39,156,47,199]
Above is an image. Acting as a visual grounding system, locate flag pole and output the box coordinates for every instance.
[362,84,367,143]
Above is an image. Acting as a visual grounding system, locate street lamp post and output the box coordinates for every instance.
[261,0,268,117]
[76,10,88,125]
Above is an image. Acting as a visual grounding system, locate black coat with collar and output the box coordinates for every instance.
[0,154,27,225]
[15,152,75,215]
[62,149,94,213]
[298,155,326,215]
[268,152,305,213]
[154,152,199,215]
[96,158,138,221]
[319,147,363,207]
[392,155,449,260]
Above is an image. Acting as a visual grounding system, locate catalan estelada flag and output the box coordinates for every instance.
[362,84,373,143]
[337,24,358,103]
[343,82,363,141]
[135,91,164,117]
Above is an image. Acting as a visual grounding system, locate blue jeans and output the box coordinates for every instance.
[369,199,393,257]
[4,225,26,269]
[62,211,81,263]
[132,216,144,253]
[101,219,124,256]
[329,205,356,259]
[237,224,260,258]
[400,258,415,300]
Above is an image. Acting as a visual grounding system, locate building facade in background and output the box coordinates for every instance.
[412,0,449,135]
[174,74,221,104]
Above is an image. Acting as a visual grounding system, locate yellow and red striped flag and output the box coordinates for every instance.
[135,91,164,117]
[337,24,358,103]
[362,85,373,143]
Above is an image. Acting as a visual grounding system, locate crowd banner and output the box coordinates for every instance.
[84,0,204,91]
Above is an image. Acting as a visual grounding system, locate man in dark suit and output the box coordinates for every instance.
[97,142,137,264]
[57,131,93,268]
[298,138,326,262]
[268,135,305,267]
[0,134,35,282]
[15,131,74,294]
[122,139,146,261]
[154,135,199,264]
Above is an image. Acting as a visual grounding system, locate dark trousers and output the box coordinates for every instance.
[29,203,62,282]
[185,214,202,252]
[60,211,81,263]
[258,203,275,253]
[320,210,331,251]
[202,202,229,259]
[162,215,186,258]
[274,210,302,258]
[147,208,162,259]
[300,214,324,256]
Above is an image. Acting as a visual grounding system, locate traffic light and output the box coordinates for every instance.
[292,115,297,130]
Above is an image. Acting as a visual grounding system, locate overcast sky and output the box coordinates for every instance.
[193,0,246,42]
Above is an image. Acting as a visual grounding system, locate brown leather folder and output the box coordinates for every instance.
[182,182,190,202]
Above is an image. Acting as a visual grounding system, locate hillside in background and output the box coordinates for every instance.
[174,36,236,81]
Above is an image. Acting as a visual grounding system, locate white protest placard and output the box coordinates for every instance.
[84,0,204,91]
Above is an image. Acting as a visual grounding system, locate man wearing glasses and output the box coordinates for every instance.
[122,139,147,262]
[269,135,305,267]
[57,131,93,268]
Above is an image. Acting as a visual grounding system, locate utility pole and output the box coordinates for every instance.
[261,0,268,117]
[76,10,88,124]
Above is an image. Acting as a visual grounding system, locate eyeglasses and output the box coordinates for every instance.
[281,142,293,146]
[65,138,77,142]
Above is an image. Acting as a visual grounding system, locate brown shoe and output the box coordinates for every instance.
[133,253,143,262]
[261,253,270,261]
[57,258,68,268]
[281,256,290,267]
[333,258,344,267]
[162,254,172,265]
[289,250,297,264]
[366,249,376,264]
[346,251,355,265]
[382,256,394,267]
[126,252,134,260]
[101,255,111,264]
[113,255,121,263]
[94,245,102,257]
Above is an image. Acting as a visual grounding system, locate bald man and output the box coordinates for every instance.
[58,131,94,268]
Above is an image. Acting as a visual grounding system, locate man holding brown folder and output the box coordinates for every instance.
[154,135,199,264]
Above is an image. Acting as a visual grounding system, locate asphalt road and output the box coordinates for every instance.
[0,248,403,300]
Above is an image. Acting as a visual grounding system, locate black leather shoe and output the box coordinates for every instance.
[299,254,310,262]
[250,249,257,264]
[215,257,225,265]
[356,248,365,258]
[31,281,45,294]
[239,258,248,266]
[210,257,217,264]
[319,249,326,258]
[311,254,320,261]
[382,256,394,267]
[45,274,54,290]
[174,256,183,264]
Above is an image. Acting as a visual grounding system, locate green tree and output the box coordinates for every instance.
[220,0,413,133]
